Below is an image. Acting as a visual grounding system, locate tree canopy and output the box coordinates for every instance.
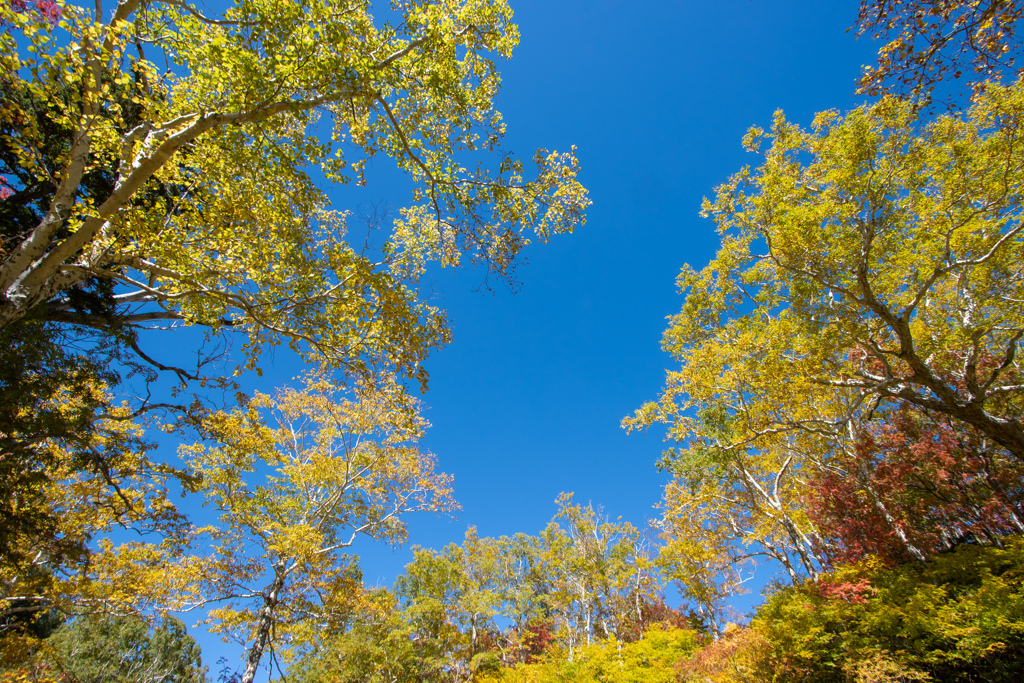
[0,0,588,676]
[630,82,1024,461]
[0,0,587,381]
[46,614,206,683]
[628,2,1024,629]
[10,0,1024,680]
[857,0,1024,101]
[291,498,690,683]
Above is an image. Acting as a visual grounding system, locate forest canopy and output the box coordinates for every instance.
[0,0,588,679]
[5,0,1024,681]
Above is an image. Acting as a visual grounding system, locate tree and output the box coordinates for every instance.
[477,623,699,683]
[396,527,558,678]
[750,540,1024,682]
[803,400,1024,567]
[167,374,455,683]
[288,587,432,683]
[0,0,586,628]
[627,77,1024,625]
[45,614,206,683]
[0,0,588,378]
[0,318,116,573]
[0,0,185,587]
[674,624,764,683]
[391,500,667,671]
[629,75,1024,482]
[856,0,1024,101]
[291,498,681,681]
[1,381,194,645]
[540,494,663,658]
[657,455,822,636]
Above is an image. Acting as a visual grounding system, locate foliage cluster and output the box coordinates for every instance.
[0,0,587,679]
[677,539,1024,682]
[628,16,1024,633]
[1,613,205,683]
[754,540,1024,682]
[46,614,206,683]
[479,624,699,683]
[7,0,1024,681]
[290,497,695,683]
[856,0,1024,101]
[617,1,1024,680]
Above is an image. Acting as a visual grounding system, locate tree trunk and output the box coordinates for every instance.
[240,562,287,683]
[862,478,928,563]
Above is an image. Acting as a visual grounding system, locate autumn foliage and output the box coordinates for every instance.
[6,0,1024,680]
[857,0,1024,101]
[808,403,1024,566]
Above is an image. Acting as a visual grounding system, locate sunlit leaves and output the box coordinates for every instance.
[168,373,454,676]
[627,78,1024,633]
[752,540,1024,681]
[0,0,588,386]
[856,0,1024,103]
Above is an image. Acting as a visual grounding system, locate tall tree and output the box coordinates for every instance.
[540,494,661,657]
[46,614,206,683]
[0,0,588,369]
[628,77,1024,617]
[657,444,823,635]
[168,374,455,683]
[0,0,586,623]
[629,78,1024,470]
[292,499,676,681]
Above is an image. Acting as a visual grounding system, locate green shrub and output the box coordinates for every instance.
[751,538,1024,682]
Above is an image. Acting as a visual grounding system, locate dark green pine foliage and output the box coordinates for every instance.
[47,614,206,683]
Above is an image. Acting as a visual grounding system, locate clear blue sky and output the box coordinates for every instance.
[353,0,878,572]
[164,0,882,671]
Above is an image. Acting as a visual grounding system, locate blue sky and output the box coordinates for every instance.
[158,0,883,670]
[360,0,879,569]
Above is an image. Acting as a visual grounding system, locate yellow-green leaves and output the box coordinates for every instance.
[0,0,588,385]
[171,374,455,672]
[1,2,584,672]
[0,374,194,619]
[631,79,1024,465]
[630,79,1024,621]
[480,624,699,683]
